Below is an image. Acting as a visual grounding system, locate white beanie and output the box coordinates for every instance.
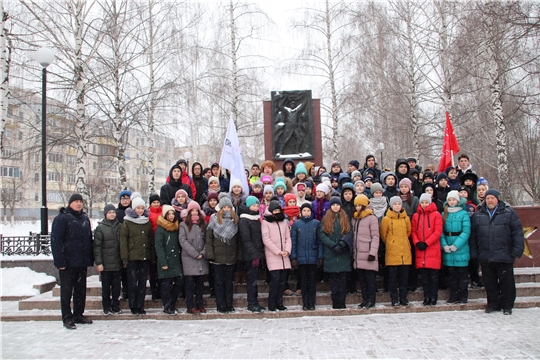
[419,193,432,204]
[447,190,460,202]
[131,197,145,209]
[316,183,330,195]
[230,179,243,189]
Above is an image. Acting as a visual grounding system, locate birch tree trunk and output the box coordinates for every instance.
[0,6,9,151]
[146,0,156,193]
[325,0,339,161]
[405,2,420,160]
[229,0,239,130]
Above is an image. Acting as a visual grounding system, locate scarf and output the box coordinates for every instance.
[191,214,200,223]
[208,211,237,245]
[124,208,150,224]
[157,215,179,232]
[315,197,325,220]
[283,205,300,219]
[370,197,388,219]
[171,198,188,213]
[447,205,462,214]
[353,208,374,219]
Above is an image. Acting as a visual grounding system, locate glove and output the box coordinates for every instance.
[332,243,343,254]
[291,259,299,270]
[339,240,348,250]
[252,258,260,268]
[367,254,376,262]
[443,246,451,253]
[317,258,324,268]
[449,245,458,252]
[416,242,427,250]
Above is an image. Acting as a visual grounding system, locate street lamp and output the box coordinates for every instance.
[378,142,385,170]
[184,151,192,172]
[36,48,55,236]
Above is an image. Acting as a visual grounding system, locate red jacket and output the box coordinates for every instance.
[411,202,443,270]
[181,172,197,200]
[149,206,162,234]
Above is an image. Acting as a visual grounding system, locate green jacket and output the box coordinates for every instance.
[319,214,353,273]
[205,230,242,265]
[154,218,183,279]
[120,219,155,263]
[93,218,122,271]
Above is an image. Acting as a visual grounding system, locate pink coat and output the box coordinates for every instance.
[261,216,292,271]
[351,211,380,271]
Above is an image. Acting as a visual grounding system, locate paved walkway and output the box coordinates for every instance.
[2,307,539,359]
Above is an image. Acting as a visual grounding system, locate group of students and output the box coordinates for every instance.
[92,153,492,314]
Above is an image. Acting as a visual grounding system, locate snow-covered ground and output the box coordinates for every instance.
[1,308,540,359]
[1,267,56,296]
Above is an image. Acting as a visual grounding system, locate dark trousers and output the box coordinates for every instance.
[208,264,215,296]
[101,270,121,310]
[357,269,377,305]
[59,267,87,323]
[481,262,516,311]
[388,265,409,303]
[127,260,149,310]
[159,276,183,311]
[268,269,287,309]
[329,272,348,306]
[148,262,160,298]
[245,261,260,307]
[408,243,418,290]
[213,264,235,308]
[468,258,482,285]
[184,275,204,309]
[419,268,439,300]
[299,264,317,307]
[448,266,468,302]
[347,267,358,293]
[121,267,128,296]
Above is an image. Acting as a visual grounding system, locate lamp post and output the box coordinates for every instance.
[36,48,55,236]
[184,151,192,172]
[378,142,385,170]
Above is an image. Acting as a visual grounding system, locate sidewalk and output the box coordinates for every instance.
[2,307,539,359]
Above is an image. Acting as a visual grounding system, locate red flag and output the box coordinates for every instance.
[438,112,460,173]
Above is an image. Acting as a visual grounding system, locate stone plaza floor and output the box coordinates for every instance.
[2,307,539,359]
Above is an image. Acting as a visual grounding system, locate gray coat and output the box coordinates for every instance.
[179,222,209,276]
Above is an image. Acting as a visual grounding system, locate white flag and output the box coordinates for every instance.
[219,114,249,195]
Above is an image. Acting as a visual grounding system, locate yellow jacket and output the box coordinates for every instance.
[380,209,412,266]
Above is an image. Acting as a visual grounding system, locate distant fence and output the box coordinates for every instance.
[0,233,52,256]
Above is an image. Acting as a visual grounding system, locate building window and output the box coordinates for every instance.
[67,155,77,166]
[35,193,39,202]
[35,153,40,163]
[47,172,63,182]
[67,173,76,183]
[47,191,64,203]
[48,153,64,163]
[1,147,22,159]
[34,173,39,183]
[1,166,21,178]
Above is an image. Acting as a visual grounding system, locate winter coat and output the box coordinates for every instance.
[93,218,122,271]
[380,209,412,266]
[261,212,292,271]
[440,199,471,267]
[351,210,380,271]
[411,202,443,270]
[160,166,193,206]
[116,203,129,223]
[319,213,353,273]
[238,205,265,262]
[181,171,197,201]
[148,206,162,234]
[205,225,242,265]
[290,216,323,265]
[283,158,296,179]
[119,217,155,263]
[311,198,330,221]
[51,206,93,269]
[401,195,419,219]
[154,217,183,279]
[192,162,208,205]
[469,201,524,264]
[179,221,209,276]
[434,186,450,205]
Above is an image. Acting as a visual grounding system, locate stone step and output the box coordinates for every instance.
[19,282,540,311]
[4,297,540,322]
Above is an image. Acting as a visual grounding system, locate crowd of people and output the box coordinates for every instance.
[50,154,525,330]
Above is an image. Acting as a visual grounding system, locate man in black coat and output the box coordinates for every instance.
[469,189,524,315]
[160,164,193,205]
[50,194,94,329]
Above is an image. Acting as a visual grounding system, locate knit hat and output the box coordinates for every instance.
[477,177,489,186]
[354,194,369,207]
[130,191,142,200]
[436,172,448,182]
[296,183,306,191]
[208,176,220,185]
[304,181,313,189]
[175,189,189,200]
[118,189,132,200]
[423,171,434,180]
[348,160,360,169]
[263,185,274,194]
[445,166,457,175]
[370,183,383,194]
[246,196,260,208]
[331,161,341,168]
[300,203,313,213]
[252,180,263,189]
[211,162,220,169]
[218,195,233,209]
[354,180,365,188]
[485,189,500,201]
[329,196,342,207]
[351,170,362,178]
[399,178,412,190]
[207,191,219,202]
[295,162,307,176]
[419,193,432,204]
[389,196,402,205]
[230,179,243,189]
[341,182,354,193]
[274,181,286,192]
[363,175,374,183]
[149,192,160,204]
[268,200,282,213]
[187,200,205,217]
[104,203,116,214]
[447,190,460,202]
[423,183,436,192]
[284,193,296,205]
[316,183,330,195]
[162,205,174,217]
[407,157,417,163]
[261,175,272,184]
[131,197,145,209]
[68,193,83,205]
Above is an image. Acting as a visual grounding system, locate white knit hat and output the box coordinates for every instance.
[131,197,145,209]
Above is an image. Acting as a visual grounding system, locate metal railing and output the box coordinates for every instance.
[0,232,52,256]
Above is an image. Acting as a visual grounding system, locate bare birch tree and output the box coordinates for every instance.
[0,4,10,150]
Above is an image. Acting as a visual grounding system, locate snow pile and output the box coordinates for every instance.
[1,267,56,296]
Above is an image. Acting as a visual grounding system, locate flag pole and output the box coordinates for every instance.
[451,150,454,167]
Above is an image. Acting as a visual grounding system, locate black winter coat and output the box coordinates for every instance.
[93,218,122,271]
[238,205,265,262]
[470,201,524,264]
[116,203,129,223]
[160,181,193,206]
[51,206,93,269]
